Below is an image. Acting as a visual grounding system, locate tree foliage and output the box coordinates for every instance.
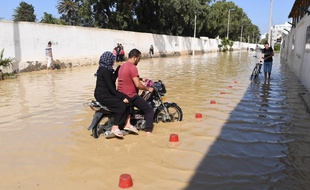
[274,43,280,52]
[76,0,93,27]
[220,37,235,52]
[56,0,79,25]
[40,12,65,25]
[12,1,36,22]
[12,0,261,41]
[75,0,260,41]
[202,1,260,42]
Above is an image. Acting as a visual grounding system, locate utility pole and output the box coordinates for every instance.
[192,14,197,56]
[268,0,273,46]
[227,8,234,39]
[240,25,243,42]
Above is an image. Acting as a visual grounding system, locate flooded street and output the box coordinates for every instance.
[1,51,310,190]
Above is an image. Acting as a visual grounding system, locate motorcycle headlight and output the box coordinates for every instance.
[153,81,166,95]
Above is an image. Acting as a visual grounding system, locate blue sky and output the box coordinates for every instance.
[0,0,296,34]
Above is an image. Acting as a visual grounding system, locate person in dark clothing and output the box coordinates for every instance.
[119,44,125,62]
[149,45,154,58]
[94,51,129,137]
[0,69,4,80]
[258,42,274,82]
[116,43,121,62]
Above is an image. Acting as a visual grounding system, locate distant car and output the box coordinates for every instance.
[256,44,264,51]
[248,44,264,51]
[248,44,256,51]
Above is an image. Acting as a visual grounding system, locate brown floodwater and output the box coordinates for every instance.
[1,51,310,190]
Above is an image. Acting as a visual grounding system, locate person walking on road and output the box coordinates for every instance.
[45,41,53,70]
[258,42,274,82]
[149,45,154,58]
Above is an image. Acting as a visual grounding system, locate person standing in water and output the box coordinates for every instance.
[45,41,53,70]
[258,42,274,82]
[149,45,154,58]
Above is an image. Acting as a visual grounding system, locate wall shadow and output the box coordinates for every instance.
[184,61,310,189]
[13,22,21,72]
[152,34,192,57]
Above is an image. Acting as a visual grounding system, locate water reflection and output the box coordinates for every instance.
[0,52,310,189]
[260,83,271,108]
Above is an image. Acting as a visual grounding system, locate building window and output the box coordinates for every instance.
[306,26,310,51]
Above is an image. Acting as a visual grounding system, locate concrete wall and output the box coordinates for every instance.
[280,14,310,92]
[0,20,253,72]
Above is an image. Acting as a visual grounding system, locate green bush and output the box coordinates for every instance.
[0,48,14,67]
[274,44,281,52]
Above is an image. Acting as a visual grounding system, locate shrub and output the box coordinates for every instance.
[274,43,281,52]
[0,48,14,68]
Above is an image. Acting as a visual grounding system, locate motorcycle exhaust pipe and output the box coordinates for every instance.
[104,131,115,138]
[104,130,129,138]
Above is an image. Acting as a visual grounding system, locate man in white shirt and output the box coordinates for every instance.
[45,41,53,70]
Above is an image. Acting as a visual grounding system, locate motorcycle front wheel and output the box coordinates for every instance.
[154,104,183,123]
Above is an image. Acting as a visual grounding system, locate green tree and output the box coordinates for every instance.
[221,37,230,52]
[57,0,79,25]
[201,1,260,41]
[274,43,281,52]
[90,0,136,29]
[228,39,234,51]
[200,1,238,39]
[110,0,138,30]
[76,0,93,26]
[65,0,260,40]
[87,0,212,36]
[40,12,63,24]
[132,0,211,36]
[12,1,36,22]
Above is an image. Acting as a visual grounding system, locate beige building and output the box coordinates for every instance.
[271,22,292,45]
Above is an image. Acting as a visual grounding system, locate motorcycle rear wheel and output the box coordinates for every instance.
[154,104,183,123]
[92,117,109,138]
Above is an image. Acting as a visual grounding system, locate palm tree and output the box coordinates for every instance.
[40,12,57,24]
[0,49,13,68]
[228,40,234,51]
[221,37,230,52]
[56,0,79,25]
[12,1,36,22]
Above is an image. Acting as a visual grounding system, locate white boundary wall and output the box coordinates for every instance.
[280,14,310,92]
[0,20,252,72]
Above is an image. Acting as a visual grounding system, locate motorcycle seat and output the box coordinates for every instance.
[91,100,113,113]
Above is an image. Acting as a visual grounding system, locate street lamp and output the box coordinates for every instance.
[268,0,274,45]
[227,8,234,39]
[240,16,245,43]
[240,25,243,41]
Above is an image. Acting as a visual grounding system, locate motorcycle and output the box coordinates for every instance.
[84,80,183,138]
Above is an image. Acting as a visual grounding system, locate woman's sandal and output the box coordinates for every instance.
[111,128,123,137]
[124,125,139,133]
